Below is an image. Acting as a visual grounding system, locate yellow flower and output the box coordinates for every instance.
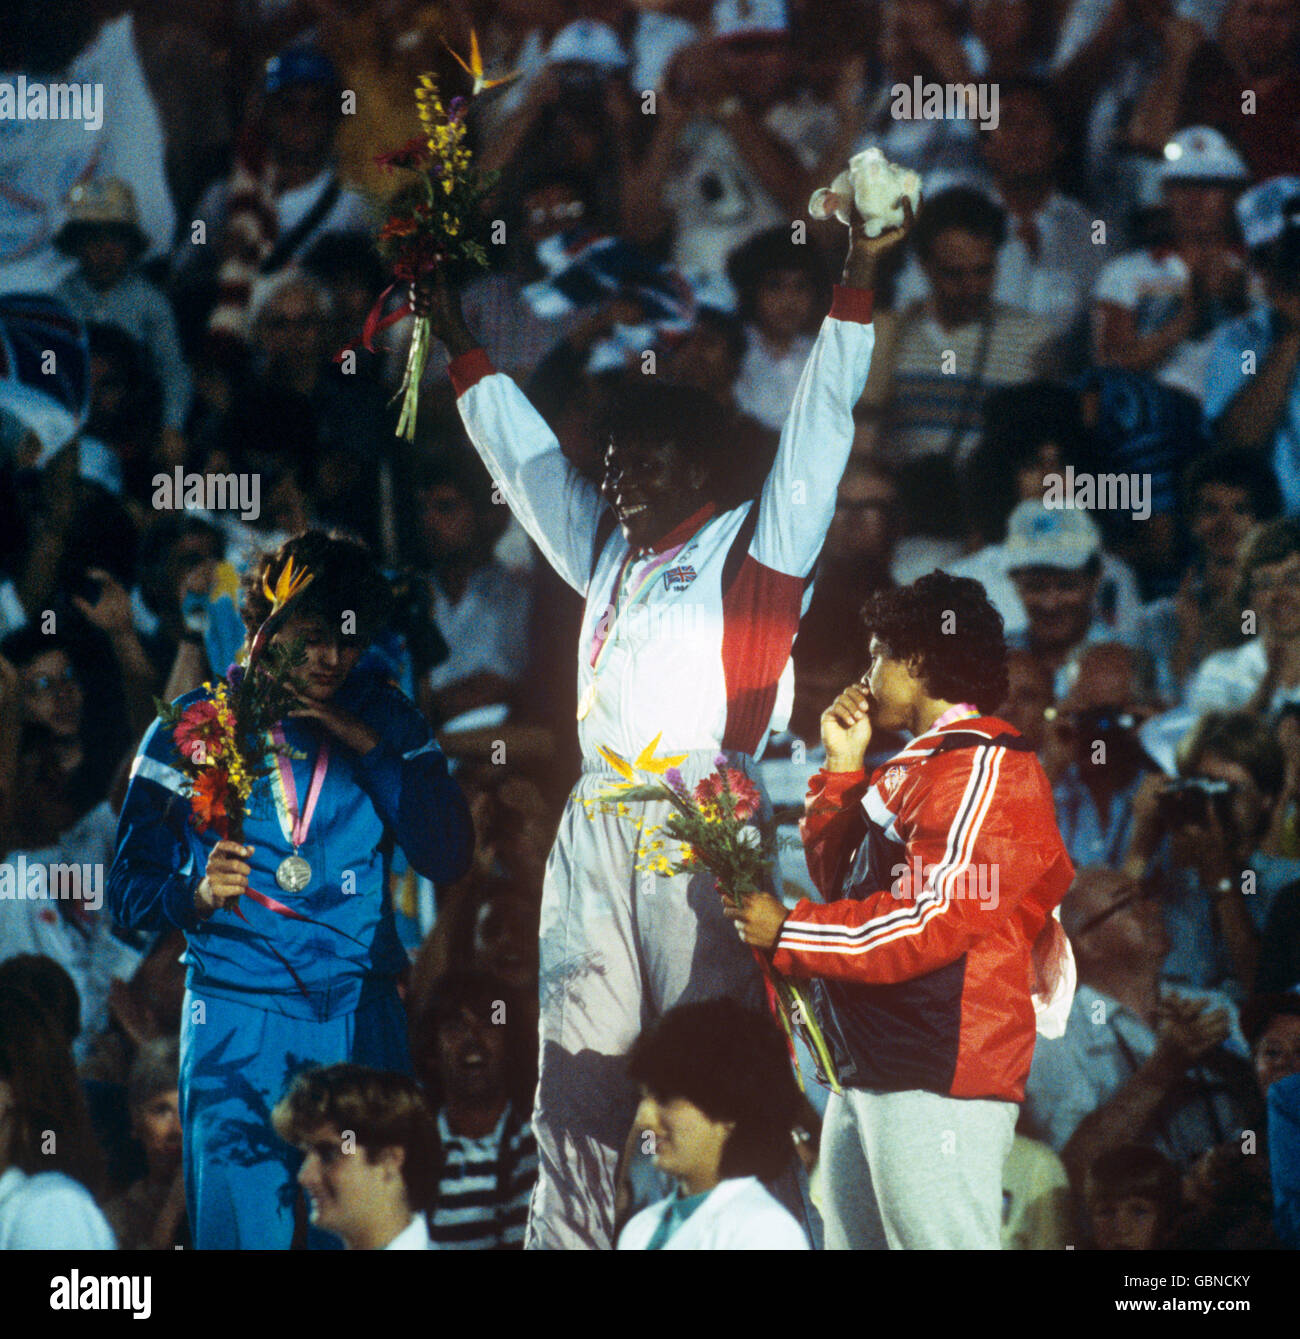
[262,554,314,615]
[443,27,520,96]
[596,735,689,789]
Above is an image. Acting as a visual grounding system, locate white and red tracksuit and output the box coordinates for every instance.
[449,285,876,1250]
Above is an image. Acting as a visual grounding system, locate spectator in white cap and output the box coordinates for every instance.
[469,5,622,141]
[1004,499,1150,701]
[1126,0,1300,184]
[1204,177,1300,512]
[53,179,192,466]
[476,18,637,239]
[620,0,841,307]
[1092,126,1251,402]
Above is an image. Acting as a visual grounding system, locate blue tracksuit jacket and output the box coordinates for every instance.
[108,660,472,1017]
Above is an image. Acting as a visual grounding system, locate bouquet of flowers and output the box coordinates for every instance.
[155,557,314,842]
[348,32,510,441]
[585,738,842,1094]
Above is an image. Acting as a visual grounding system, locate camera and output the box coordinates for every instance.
[1156,777,1235,829]
[1067,707,1138,738]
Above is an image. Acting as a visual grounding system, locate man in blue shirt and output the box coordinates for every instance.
[109,531,473,1249]
[1204,176,1300,511]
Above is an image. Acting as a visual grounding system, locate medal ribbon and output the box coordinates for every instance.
[931,702,981,730]
[229,892,367,1005]
[221,725,364,1002]
[587,541,689,672]
[270,724,330,850]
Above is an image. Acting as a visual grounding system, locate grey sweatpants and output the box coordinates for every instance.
[821,1087,1017,1249]
[525,751,766,1251]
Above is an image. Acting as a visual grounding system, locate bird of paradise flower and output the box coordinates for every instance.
[585,740,843,1095]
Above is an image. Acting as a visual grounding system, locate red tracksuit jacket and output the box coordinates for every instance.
[771,716,1074,1101]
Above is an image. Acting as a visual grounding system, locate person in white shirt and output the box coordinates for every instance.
[622,5,836,307]
[892,78,1102,357]
[1185,518,1300,718]
[618,997,809,1250]
[0,11,175,296]
[0,984,115,1249]
[1091,126,1251,402]
[273,1063,440,1251]
[410,192,902,1251]
[175,47,372,351]
[726,226,827,432]
[412,456,532,729]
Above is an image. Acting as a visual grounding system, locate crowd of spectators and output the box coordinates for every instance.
[3,0,1300,1249]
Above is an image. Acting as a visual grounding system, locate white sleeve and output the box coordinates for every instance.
[1184,652,1252,715]
[91,16,176,259]
[5,1179,117,1250]
[750,289,877,578]
[452,353,604,594]
[1022,1034,1106,1154]
[1091,254,1138,308]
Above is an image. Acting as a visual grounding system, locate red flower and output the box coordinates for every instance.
[374,137,431,171]
[694,768,762,821]
[391,237,447,281]
[173,701,223,765]
[379,215,419,241]
[191,769,233,836]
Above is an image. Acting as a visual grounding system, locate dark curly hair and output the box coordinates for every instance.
[1240,992,1300,1051]
[409,968,537,1115]
[860,571,1009,712]
[239,529,393,646]
[626,998,801,1183]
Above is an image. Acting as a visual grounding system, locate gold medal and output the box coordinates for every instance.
[576,680,598,721]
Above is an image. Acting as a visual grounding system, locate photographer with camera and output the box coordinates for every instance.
[1122,711,1300,1000]
[1205,177,1300,514]
[1024,865,1259,1181]
[1049,642,1160,870]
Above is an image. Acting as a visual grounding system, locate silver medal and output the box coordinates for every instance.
[275,854,312,893]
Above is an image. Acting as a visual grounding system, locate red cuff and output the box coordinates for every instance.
[448,347,495,397]
[807,768,867,805]
[829,285,874,324]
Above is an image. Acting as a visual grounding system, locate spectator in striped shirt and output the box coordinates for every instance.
[410,971,537,1250]
[858,187,1059,537]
